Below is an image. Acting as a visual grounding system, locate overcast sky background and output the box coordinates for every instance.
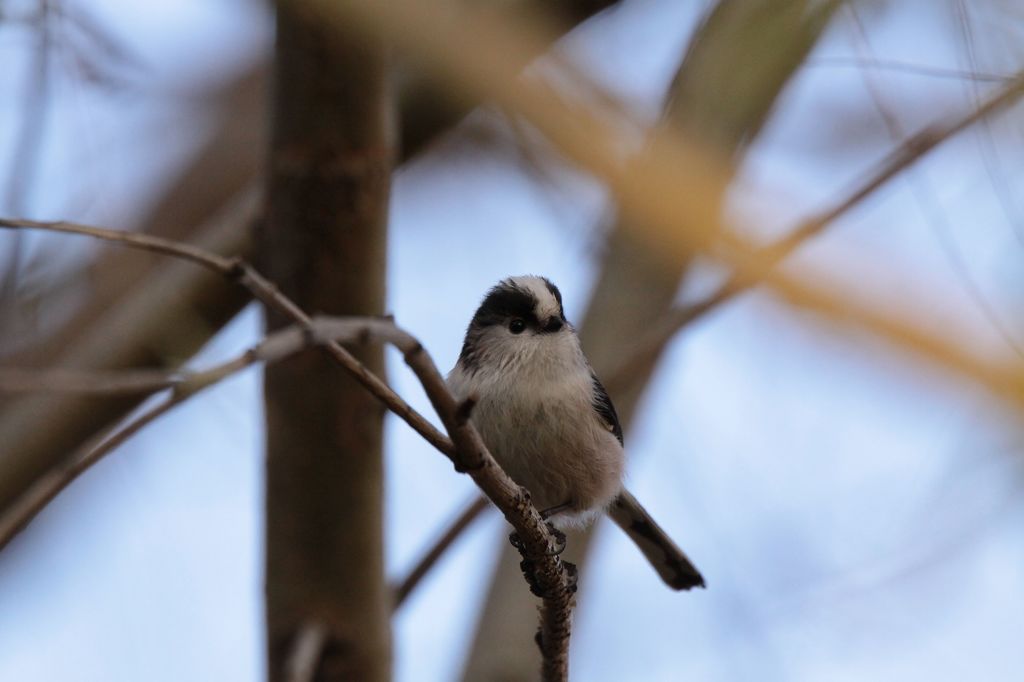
[1,0,1023,680]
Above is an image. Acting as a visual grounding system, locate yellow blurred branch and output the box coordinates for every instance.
[605,69,1024,392]
[316,0,1024,410]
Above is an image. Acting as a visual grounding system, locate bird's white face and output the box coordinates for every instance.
[510,275,564,330]
[456,275,580,378]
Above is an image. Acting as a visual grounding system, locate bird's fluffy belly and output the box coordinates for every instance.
[471,388,624,519]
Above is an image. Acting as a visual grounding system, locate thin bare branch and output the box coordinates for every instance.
[0,346,257,549]
[0,316,455,549]
[309,0,1024,420]
[0,367,179,394]
[392,495,491,610]
[3,2,52,214]
[0,340,510,622]
[846,4,1024,360]
[0,217,454,458]
[0,215,577,675]
[0,191,257,513]
[605,65,1024,393]
[808,56,1015,83]
[0,217,237,272]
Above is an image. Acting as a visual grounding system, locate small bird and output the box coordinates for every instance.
[448,275,704,590]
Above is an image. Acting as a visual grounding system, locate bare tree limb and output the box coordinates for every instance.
[0,217,453,457]
[0,321,324,547]
[0,218,577,680]
[0,347,255,551]
[604,66,1024,392]
[0,191,258,512]
[0,217,240,271]
[392,495,491,609]
[0,318,382,396]
[300,0,1024,407]
[0,1,626,530]
[0,367,180,394]
[807,56,1016,84]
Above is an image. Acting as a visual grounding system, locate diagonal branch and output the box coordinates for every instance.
[0,366,183,394]
[0,220,577,679]
[392,495,491,609]
[312,0,1024,412]
[0,319,405,548]
[0,194,258,512]
[604,65,1024,392]
[0,216,453,457]
[0,1,622,535]
[0,346,257,550]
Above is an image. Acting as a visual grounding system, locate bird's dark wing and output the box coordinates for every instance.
[590,371,624,445]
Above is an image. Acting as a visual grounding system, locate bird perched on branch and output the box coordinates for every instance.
[448,275,704,590]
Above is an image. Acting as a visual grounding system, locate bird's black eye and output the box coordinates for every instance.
[509,318,526,334]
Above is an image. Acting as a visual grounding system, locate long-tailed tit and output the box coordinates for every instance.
[448,276,704,590]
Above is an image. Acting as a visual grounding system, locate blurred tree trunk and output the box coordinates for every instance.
[460,2,838,679]
[260,3,392,680]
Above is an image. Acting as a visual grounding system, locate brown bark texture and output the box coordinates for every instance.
[260,4,392,680]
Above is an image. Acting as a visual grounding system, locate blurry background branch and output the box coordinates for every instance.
[1,1,1023,680]
[0,314,435,550]
[0,195,258,512]
[0,0,625,536]
[605,64,1024,393]
[0,206,578,677]
[314,0,1024,406]
[463,1,840,674]
[0,336,260,551]
[392,495,491,610]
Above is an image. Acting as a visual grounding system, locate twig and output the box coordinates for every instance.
[0,217,453,458]
[0,219,578,676]
[539,588,574,682]
[0,319,428,547]
[0,391,164,550]
[846,4,1024,360]
[392,495,491,609]
[604,67,1024,393]
[0,347,258,549]
[0,367,180,394]
[315,1,1024,431]
[4,1,52,214]
[807,56,1014,83]
[0,218,238,272]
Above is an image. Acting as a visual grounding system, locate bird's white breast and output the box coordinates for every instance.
[448,338,624,523]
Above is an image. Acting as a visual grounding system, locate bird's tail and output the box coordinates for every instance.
[608,489,705,591]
